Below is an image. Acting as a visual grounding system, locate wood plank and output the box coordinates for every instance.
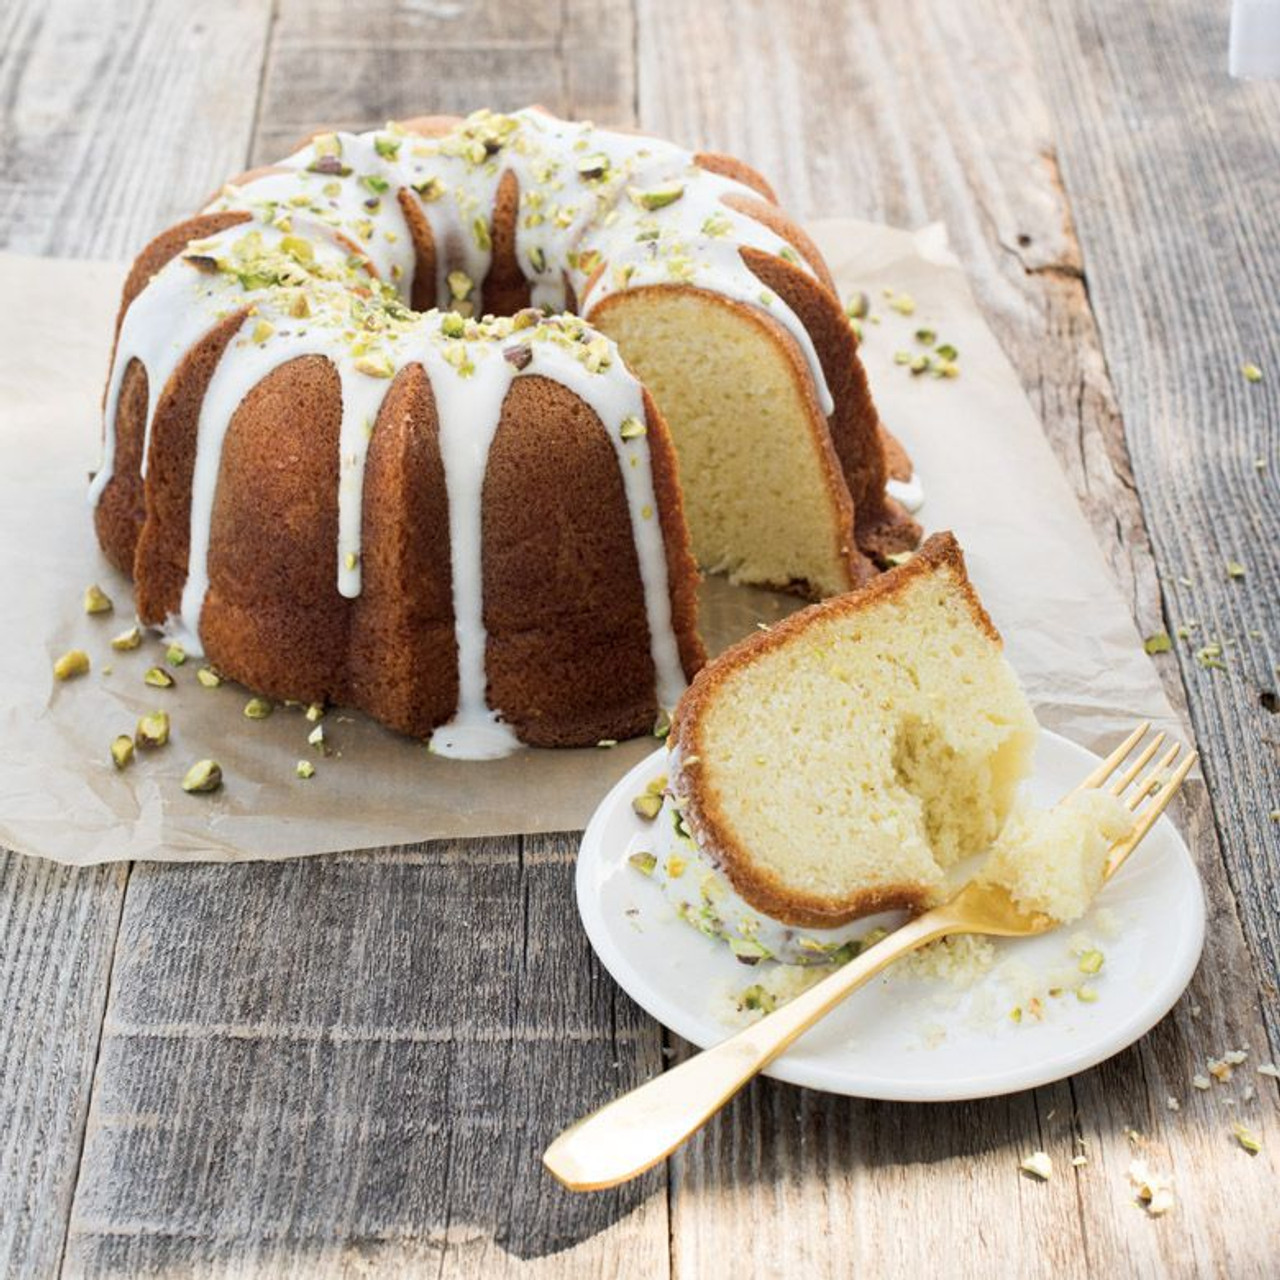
[0,3,272,1275]
[250,0,636,164]
[637,0,1279,1273]
[1032,0,1280,1031]
[0,858,127,1278]
[0,0,274,258]
[62,839,668,1277]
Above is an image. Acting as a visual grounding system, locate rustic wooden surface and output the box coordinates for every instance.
[1,0,1277,1275]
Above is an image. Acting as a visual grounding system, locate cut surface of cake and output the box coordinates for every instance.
[92,108,919,756]
[980,790,1134,924]
[640,533,1039,961]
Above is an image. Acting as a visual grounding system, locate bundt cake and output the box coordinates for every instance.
[91,108,919,756]
[637,533,1040,962]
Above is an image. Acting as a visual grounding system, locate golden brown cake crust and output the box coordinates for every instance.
[670,533,997,927]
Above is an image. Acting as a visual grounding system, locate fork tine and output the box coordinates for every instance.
[1109,731,1166,797]
[1125,741,1183,810]
[1074,721,1151,795]
[1106,751,1196,878]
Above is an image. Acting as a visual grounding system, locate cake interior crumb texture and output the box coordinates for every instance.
[981,789,1135,923]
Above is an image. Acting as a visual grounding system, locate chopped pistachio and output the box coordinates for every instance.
[305,702,326,723]
[1010,1005,1025,1024]
[472,216,491,251]
[110,735,135,770]
[527,245,547,274]
[1076,985,1099,1003]
[845,291,870,320]
[110,626,142,651]
[653,708,672,739]
[628,181,685,211]
[619,415,647,440]
[182,759,223,794]
[1232,1122,1262,1155]
[628,850,657,876]
[252,319,275,344]
[1226,560,1246,579]
[666,854,687,879]
[244,696,273,720]
[728,937,770,963]
[373,134,401,160]
[909,354,931,376]
[344,551,359,571]
[934,360,960,379]
[440,311,466,339]
[914,327,937,346]
[412,176,443,201]
[447,270,473,301]
[165,643,186,667]
[575,152,610,181]
[83,584,114,615]
[296,759,316,779]
[885,551,914,567]
[196,666,222,688]
[1019,1151,1053,1181]
[53,649,90,681]
[740,984,778,1014]
[279,235,314,263]
[632,792,663,820]
[1143,631,1172,654]
[893,351,912,366]
[935,343,959,361]
[144,667,174,689]
[1196,643,1226,671]
[889,292,917,316]
[354,352,394,379]
[1241,362,1263,383]
[1078,949,1105,974]
[135,710,170,749]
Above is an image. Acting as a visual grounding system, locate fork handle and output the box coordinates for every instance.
[543,911,955,1190]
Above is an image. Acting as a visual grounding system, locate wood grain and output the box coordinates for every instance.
[0,3,269,1276]
[1032,0,1280,1034]
[0,0,274,258]
[62,839,669,1277]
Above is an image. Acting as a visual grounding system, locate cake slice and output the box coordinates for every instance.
[636,532,1040,962]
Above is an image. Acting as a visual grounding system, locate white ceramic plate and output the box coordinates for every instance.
[575,728,1204,1101]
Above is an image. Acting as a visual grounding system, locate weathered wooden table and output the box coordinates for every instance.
[2,1,1278,1274]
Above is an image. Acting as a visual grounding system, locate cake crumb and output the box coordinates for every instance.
[1129,1160,1175,1217]
[1192,1074,1212,1091]
[1166,1095,1181,1112]
[1019,1151,1053,1181]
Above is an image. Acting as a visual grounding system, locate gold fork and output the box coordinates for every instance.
[544,723,1195,1191]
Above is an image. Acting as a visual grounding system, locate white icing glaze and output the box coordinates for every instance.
[887,473,925,514]
[93,109,843,757]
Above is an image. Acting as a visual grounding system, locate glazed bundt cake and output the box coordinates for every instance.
[92,108,919,756]
[639,534,1040,962]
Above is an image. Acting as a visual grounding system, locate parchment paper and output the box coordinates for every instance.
[0,220,1184,865]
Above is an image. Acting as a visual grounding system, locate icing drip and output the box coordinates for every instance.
[887,473,925,514]
[423,342,520,760]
